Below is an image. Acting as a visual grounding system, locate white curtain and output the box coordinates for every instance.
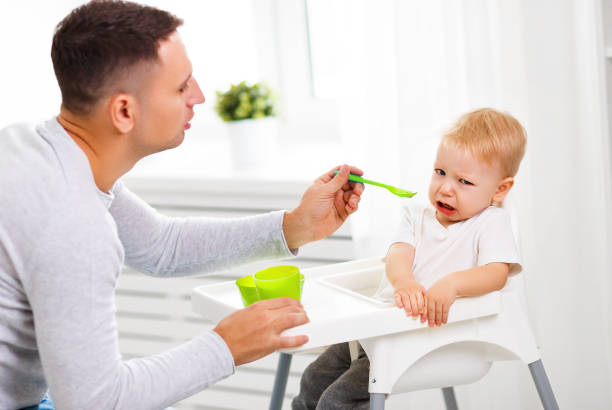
[335,1,612,408]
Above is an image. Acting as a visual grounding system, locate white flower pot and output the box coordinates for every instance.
[226,117,277,170]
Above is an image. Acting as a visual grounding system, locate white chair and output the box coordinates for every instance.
[269,265,558,410]
[360,268,558,410]
[268,197,559,410]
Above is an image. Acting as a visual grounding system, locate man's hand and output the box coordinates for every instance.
[283,164,364,249]
[423,276,458,327]
[213,298,309,366]
[393,277,426,320]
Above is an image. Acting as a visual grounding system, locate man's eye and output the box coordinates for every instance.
[459,178,473,185]
[435,169,445,176]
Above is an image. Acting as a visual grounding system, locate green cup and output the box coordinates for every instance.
[254,265,302,301]
[235,275,260,306]
[299,273,304,297]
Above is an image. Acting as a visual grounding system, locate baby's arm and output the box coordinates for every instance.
[447,262,509,297]
[425,262,510,327]
[385,243,425,319]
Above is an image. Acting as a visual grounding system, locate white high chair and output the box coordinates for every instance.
[360,270,557,410]
[267,196,559,410]
[267,261,558,410]
[191,199,559,410]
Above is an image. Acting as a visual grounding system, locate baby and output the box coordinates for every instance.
[292,108,526,410]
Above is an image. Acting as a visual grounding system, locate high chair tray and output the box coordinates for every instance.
[191,258,502,353]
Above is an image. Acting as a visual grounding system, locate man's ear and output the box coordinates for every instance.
[493,177,514,203]
[108,93,137,134]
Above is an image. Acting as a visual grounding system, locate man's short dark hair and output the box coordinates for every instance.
[51,0,183,115]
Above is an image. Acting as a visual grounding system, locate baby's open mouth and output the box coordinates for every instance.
[436,201,455,214]
[437,201,455,211]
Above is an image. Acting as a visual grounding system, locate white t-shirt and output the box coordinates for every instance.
[374,201,522,301]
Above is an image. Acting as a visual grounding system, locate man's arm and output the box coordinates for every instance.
[26,199,239,409]
[213,298,309,365]
[110,182,296,276]
[111,165,363,276]
[27,197,309,409]
[282,164,364,249]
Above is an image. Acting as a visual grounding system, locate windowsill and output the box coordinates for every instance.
[124,135,345,188]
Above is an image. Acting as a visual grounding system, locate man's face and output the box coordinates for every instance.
[428,142,504,227]
[133,31,204,155]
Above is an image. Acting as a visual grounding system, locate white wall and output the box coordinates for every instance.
[0,1,83,125]
[519,1,612,407]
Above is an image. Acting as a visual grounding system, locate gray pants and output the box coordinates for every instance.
[292,343,370,410]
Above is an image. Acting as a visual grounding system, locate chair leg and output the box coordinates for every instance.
[528,360,559,410]
[442,387,458,410]
[269,352,292,410]
[369,393,386,410]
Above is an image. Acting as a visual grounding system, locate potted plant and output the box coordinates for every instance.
[215,81,278,169]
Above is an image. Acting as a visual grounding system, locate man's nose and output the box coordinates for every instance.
[188,77,205,106]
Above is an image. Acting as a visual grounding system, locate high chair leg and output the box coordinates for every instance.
[442,386,458,410]
[269,352,292,410]
[528,360,559,410]
[369,393,386,410]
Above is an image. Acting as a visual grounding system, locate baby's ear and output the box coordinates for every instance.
[493,177,514,203]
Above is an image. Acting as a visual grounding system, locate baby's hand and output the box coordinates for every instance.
[424,277,458,327]
[393,278,426,320]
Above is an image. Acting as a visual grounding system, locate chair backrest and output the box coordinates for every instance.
[500,190,531,315]
[501,189,520,249]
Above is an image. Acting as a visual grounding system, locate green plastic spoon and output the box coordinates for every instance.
[335,171,417,198]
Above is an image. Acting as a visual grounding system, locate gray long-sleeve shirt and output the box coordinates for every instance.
[0,118,295,409]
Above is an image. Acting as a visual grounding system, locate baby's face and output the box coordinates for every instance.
[428,143,504,227]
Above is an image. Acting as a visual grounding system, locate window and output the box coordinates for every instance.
[271,0,340,141]
[0,1,340,154]
[305,0,340,100]
[150,0,340,142]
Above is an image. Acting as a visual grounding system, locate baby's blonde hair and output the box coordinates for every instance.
[442,108,527,177]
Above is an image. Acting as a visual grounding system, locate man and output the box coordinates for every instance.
[0,1,364,409]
